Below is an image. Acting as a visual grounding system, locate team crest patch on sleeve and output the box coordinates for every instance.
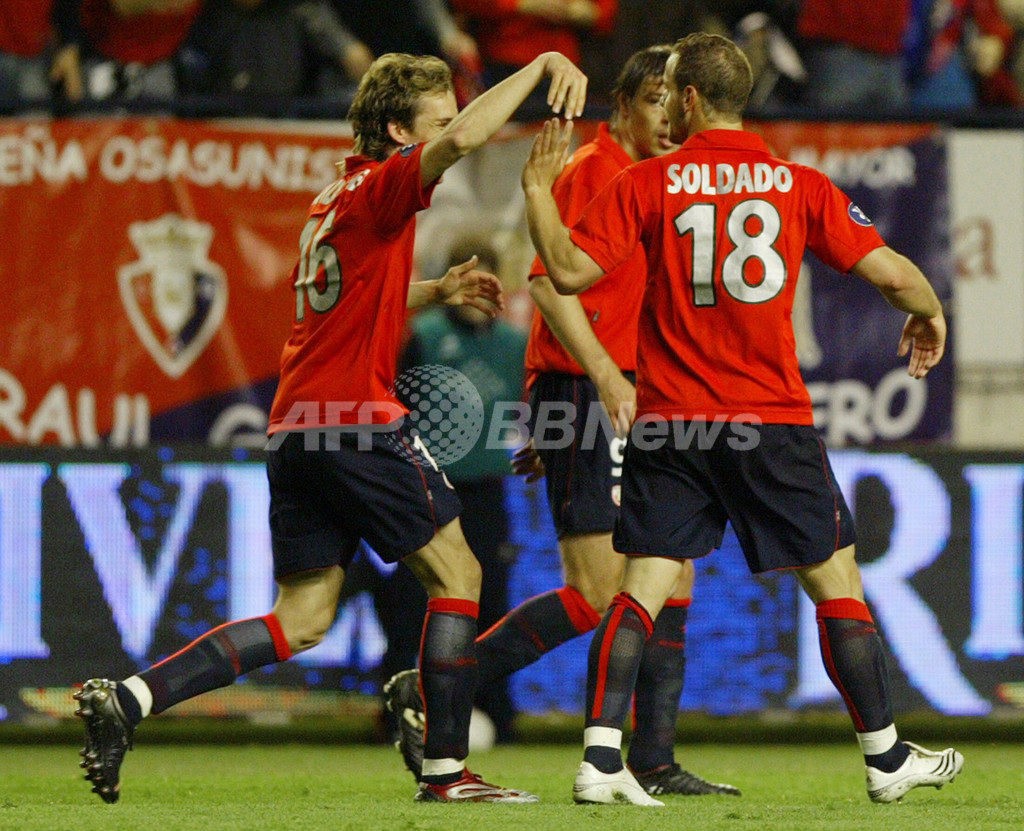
[848,203,873,226]
[399,143,420,157]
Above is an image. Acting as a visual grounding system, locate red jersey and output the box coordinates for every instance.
[80,0,201,64]
[525,123,643,386]
[268,144,438,433]
[570,129,885,425]
[0,0,54,56]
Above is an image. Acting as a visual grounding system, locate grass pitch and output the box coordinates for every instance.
[1,742,1020,831]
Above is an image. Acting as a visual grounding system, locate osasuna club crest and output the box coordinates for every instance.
[118,214,227,379]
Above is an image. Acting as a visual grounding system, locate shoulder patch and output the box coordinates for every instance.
[848,203,873,227]
[399,143,420,157]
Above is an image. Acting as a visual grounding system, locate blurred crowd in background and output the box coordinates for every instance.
[3,0,1024,116]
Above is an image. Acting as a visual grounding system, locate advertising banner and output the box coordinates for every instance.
[1,447,1021,722]
[755,122,954,446]
[1,118,953,450]
[0,117,352,447]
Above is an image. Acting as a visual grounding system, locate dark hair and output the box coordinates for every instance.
[347,53,453,161]
[610,44,673,102]
[670,33,752,119]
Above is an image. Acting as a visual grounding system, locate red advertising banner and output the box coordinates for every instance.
[0,118,353,446]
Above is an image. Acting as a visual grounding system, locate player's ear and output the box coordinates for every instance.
[386,120,410,147]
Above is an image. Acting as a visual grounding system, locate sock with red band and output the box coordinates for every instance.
[816,598,909,772]
[627,597,690,774]
[584,593,654,773]
[116,614,291,725]
[420,597,480,777]
[474,586,600,687]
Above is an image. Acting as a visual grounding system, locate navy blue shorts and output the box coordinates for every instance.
[529,372,630,538]
[613,422,855,573]
[266,426,462,581]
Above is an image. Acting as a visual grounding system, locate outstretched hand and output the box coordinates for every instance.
[511,438,545,483]
[437,255,505,317]
[540,52,587,118]
[522,118,574,194]
[898,313,946,378]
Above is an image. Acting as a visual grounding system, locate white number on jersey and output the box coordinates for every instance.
[295,209,341,321]
[674,199,786,307]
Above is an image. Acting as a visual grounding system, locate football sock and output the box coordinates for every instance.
[816,598,909,771]
[128,614,290,720]
[626,597,690,773]
[585,592,653,732]
[474,586,600,686]
[583,726,625,774]
[420,597,479,780]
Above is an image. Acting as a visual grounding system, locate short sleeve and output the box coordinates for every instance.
[361,144,439,237]
[569,168,644,275]
[805,171,886,273]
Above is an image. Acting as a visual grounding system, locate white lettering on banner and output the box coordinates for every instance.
[794,452,992,715]
[963,465,1024,658]
[0,464,50,658]
[98,136,343,191]
[0,369,148,447]
[808,369,928,446]
[59,463,213,660]
[220,465,275,621]
[787,145,916,189]
[667,162,793,195]
[0,126,88,185]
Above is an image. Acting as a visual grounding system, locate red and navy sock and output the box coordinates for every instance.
[626,597,690,774]
[584,592,654,773]
[474,586,600,686]
[816,598,909,772]
[420,597,479,783]
[116,614,291,724]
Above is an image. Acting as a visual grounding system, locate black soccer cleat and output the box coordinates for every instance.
[383,669,425,781]
[73,678,134,803]
[632,763,742,796]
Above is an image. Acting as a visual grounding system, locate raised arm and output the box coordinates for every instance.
[850,245,946,379]
[522,119,604,294]
[419,53,587,187]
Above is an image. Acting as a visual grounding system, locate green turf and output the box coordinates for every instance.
[1,743,1020,830]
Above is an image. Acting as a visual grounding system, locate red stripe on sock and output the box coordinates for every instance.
[261,613,292,661]
[591,603,625,720]
[557,586,601,632]
[151,619,244,672]
[612,592,654,637]
[816,598,873,623]
[427,597,480,619]
[663,597,692,609]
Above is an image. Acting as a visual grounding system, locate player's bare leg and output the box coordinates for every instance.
[796,545,962,802]
[75,566,338,803]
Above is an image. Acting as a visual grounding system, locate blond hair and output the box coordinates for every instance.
[347,53,454,161]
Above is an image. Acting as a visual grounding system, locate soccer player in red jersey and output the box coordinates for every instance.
[522,33,961,806]
[73,50,587,805]
[469,45,737,798]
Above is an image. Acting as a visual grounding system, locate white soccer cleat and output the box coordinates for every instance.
[866,741,963,803]
[572,762,665,806]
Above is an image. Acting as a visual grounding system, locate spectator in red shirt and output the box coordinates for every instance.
[452,0,616,111]
[0,0,83,102]
[796,0,911,112]
[54,0,203,100]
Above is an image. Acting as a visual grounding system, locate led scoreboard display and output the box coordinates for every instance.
[0,447,1021,721]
